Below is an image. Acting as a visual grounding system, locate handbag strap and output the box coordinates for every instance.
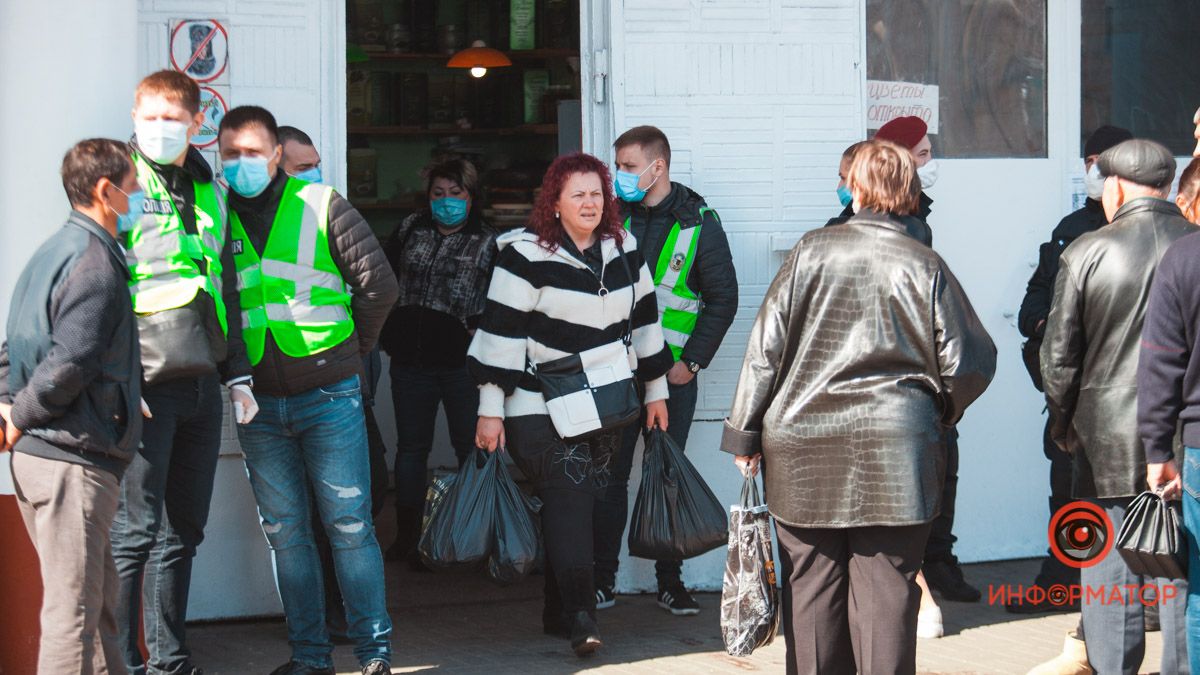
[614,237,636,347]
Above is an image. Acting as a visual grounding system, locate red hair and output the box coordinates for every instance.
[530,152,625,251]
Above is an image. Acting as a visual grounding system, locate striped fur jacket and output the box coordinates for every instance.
[467,227,675,419]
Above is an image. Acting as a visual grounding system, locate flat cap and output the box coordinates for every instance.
[1097,139,1176,189]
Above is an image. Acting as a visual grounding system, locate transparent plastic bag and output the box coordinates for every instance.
[720,475,781,657]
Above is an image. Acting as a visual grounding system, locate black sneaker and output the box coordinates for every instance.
[923,558,981,603]
[362,659,391,675]
[595,585,616,610]
[268,662,334,675]
[657,585,700,616]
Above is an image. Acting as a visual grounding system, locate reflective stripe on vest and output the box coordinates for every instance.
[230,177,353,366]
[625,214,704,361]
[125,153,229,334]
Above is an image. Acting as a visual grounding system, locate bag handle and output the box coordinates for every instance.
[740,474,763,509]
[614,238,636,347]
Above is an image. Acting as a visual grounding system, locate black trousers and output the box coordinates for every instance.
[506,415,620,614]
[1038,415,1080,585]
[924,428,959,562]
[776,520,932,675]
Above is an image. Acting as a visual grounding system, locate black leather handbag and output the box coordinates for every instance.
[533,243,641,442]
[1115,490,1188,580]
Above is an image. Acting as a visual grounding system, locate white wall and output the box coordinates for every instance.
[0,1,139,325]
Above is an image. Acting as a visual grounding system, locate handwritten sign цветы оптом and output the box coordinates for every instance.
[866,80,939,133]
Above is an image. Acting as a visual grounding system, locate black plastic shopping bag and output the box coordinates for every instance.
[486,460,543,585]
[418,450,499,568]
[627,428,728,560]
[1116,490,1188,580]
[720,475,780,657]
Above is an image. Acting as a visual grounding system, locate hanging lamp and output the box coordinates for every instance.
[447,40,512,78]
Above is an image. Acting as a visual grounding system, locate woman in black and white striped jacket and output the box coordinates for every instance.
[468,153,674,656]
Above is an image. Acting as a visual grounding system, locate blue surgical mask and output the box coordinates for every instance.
[837,184,853,208]
[431,197,469,226]
[224,156,273,197]
[614,160,661,203]
[291,167,322,184]
[111,186,145,234]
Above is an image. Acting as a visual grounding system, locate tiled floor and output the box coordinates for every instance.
[189,557,1168,674]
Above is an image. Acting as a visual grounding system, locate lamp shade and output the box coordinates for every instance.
[447,40,512,70]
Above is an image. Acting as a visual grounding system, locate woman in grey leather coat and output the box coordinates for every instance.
[721,139,996,675]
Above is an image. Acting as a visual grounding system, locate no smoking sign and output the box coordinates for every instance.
[192,86,229,149]
[170,19,228,84]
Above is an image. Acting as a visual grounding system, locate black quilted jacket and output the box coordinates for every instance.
[721,210,996,527]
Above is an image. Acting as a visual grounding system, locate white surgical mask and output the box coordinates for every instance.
[135,119,191,165]
[1084,162,1106,200]
[917,159,939,190]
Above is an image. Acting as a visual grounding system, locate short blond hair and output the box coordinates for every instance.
[846,139,921,216]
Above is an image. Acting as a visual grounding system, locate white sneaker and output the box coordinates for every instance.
[916,605,944,639]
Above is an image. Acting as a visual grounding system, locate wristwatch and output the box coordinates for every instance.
[684,360,701,374]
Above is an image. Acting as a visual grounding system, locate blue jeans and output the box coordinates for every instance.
[1184,447,1200,674]
[111,374,222,675]
[237,375,391,668]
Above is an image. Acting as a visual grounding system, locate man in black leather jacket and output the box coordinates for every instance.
[1042,139,1193,673]
[1012,125,1130,614]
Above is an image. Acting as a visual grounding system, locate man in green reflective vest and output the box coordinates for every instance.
[217,106,398,675]
[111,70,255,675]
[593,125,738,616]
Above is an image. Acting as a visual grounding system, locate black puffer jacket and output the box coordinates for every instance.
[1018,199,1106,339]
[0,213,142,476]
[620,182,737,368]
[1041,198,1197,498]
[228,171,399,396]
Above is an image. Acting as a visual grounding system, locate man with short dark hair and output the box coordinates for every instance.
[0,138,145,675]
[278,126,322,184]
[592,125,737,616]
[112,69,254,675]
[1042,139,1193,673]
[218,106,398,675]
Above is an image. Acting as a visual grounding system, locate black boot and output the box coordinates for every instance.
[542,563,569,639]
[559,566,602,656]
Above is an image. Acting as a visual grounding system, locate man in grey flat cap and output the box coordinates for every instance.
[1042,138,1194,674]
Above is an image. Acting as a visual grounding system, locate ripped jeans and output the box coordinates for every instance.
[238,375,392,669]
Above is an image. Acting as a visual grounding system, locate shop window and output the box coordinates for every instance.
[866,0,1048,158]
[345,0,582,237]
[1082,0,1200,157]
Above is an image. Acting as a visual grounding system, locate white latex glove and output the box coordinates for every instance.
[230,384,259,425]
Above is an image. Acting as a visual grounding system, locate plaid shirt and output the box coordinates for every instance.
[385,211,498,329]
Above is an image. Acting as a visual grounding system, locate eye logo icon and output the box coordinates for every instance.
[1048,501,1114,568]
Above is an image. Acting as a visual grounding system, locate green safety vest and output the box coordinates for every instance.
[626,210,710,360]
[229,177,354,366]
[125,153,229,333]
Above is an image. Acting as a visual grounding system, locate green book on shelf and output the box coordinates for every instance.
[510,0,536,51]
